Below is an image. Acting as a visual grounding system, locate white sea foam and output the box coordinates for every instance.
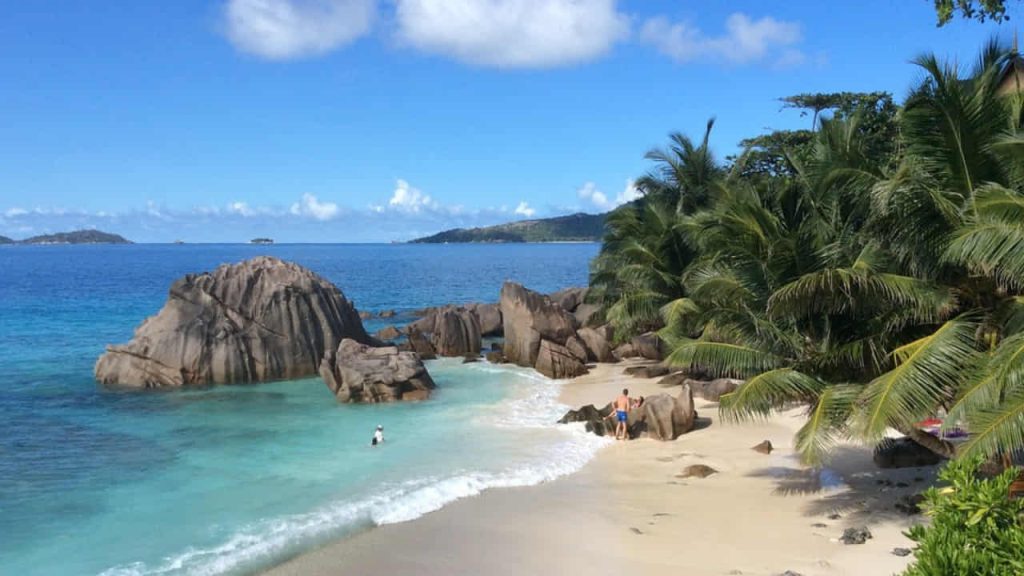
[100,366,609,576]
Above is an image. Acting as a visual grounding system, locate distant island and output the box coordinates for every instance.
[250,237,274,245]
[410,212,606,243]
[0,235,14,244]
[15,230,132,245]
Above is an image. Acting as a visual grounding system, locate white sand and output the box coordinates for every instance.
[264,361,933,576]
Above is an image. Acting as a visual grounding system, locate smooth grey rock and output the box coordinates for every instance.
[375,325,401,341]
[573,303,601,328]
[577,325,616,363]
[500,282,577,368]
[406,328,437,360]
[431,307,482,357]
[467,302,503,336]
[549,287,587,312]
[614,342,639,360]
[631,332,665,361]
[684,378,742,402]
[565,335,589,363]
[95,256,371,387]
[535,339,588,379]
[678,464,717,479]
[638,385,697,441]
[625,364,670,379]
[320,339,435,403]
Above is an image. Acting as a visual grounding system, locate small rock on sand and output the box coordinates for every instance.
[839,527,872,545]
[752,440,773,455]
[677,464,717,479]
[892,548,912,557]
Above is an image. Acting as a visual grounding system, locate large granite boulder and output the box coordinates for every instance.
[431,307,482,357]
[573,303,601,328]
[550,287,588,313]
[535,340,588,379]
[577,326,616,363]
[636,385,697,440]
[95,256,371,388]
[683,378,742,402]
[406,328,437,360]
[873,437,946,469]
[559,386,697,440]
[500,282,577,368]
[467,303,503,336]
[320,339,435,403]
[631,332,666,361]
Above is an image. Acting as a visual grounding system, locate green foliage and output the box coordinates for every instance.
[596,39,1024,466]
[933,0,1013,26]
[410,212,606,243]
[902,457,1024,576]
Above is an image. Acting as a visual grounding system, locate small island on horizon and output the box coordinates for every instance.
[250,237,274,245]
[410,212,606,244]
[1,229,132,245]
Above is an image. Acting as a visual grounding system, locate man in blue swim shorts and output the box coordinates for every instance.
[608,388,631,440]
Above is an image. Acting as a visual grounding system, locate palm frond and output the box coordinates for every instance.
[794,384,859,467]
[719,368,824,421]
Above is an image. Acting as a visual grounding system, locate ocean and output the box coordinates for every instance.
[0,243,607,576]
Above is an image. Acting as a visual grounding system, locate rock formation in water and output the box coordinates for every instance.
[431,307,482,357]
[558,385,697,440]
[320,339,435,402]
[95,256,372,387]
[500,282,580,373]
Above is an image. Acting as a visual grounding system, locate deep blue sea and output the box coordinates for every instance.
[0,243,605,576]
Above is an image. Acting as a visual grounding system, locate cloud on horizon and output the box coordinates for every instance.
[221,1,814,71]
[639,12,804,67]
[576,179,641,211]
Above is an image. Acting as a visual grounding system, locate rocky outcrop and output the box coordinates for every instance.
[95,256,372,388]
[375,325,401,341]
[558,385,697,440]
[535,339,588,379]
[577,326,616,363]
[431,307,482,357]
[565,335,589,363]
[625,364,670,379]
[573,303,601,328]
[320,339,435,403]
[500,282,577,368]
[873,437,946,469]
[684,378,742,402]
[631,332,666,361]
[614,342,638,359]
[406,328,437,360]
[550,287,588,313]
[467,303,503,336]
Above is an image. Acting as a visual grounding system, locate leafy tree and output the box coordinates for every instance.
[933,0,1014,26]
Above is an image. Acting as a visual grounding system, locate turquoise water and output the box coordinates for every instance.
[0,244,605,575]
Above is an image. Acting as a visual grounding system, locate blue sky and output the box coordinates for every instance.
[0,0,1014,242]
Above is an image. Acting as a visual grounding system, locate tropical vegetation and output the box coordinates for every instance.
[590,40,1024,466]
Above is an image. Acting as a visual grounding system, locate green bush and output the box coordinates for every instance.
[902,457,1024,576]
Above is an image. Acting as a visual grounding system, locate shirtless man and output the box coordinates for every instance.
[608,388,631,440]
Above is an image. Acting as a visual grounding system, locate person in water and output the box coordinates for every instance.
[607,388,631,440]
[371,425,384,446]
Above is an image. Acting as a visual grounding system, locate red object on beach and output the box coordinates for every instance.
[917,418,943,428]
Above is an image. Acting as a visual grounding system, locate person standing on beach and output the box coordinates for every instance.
[609,388,631,440]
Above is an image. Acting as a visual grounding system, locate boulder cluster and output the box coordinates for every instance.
[558,384,698,440]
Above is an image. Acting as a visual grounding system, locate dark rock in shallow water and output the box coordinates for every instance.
[558,404,609,424]
[95,256,372,387]
[839,527,872,545]
[462,356,480,364]
[378,310,396,318]
[320,339,434,403]
[485,350,506,364]
[873,437,945,469]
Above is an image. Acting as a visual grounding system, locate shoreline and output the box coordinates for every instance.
[262,361,932,576]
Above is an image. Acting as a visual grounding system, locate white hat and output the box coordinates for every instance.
[377,425,383,430]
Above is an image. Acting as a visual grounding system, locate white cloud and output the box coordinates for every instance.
[514,201,535,217]
[290,193,340,220]
[640,12,802,66]
[227,201,256,217]
[385,179,438,213]
[4,208,27,218]
[224,0,376,60]
[394,0,630,68]
[576,179,641,210]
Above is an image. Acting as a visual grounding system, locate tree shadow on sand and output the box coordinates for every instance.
[745,445,942,519]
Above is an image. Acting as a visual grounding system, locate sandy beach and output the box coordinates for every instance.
[264,361,934,576]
